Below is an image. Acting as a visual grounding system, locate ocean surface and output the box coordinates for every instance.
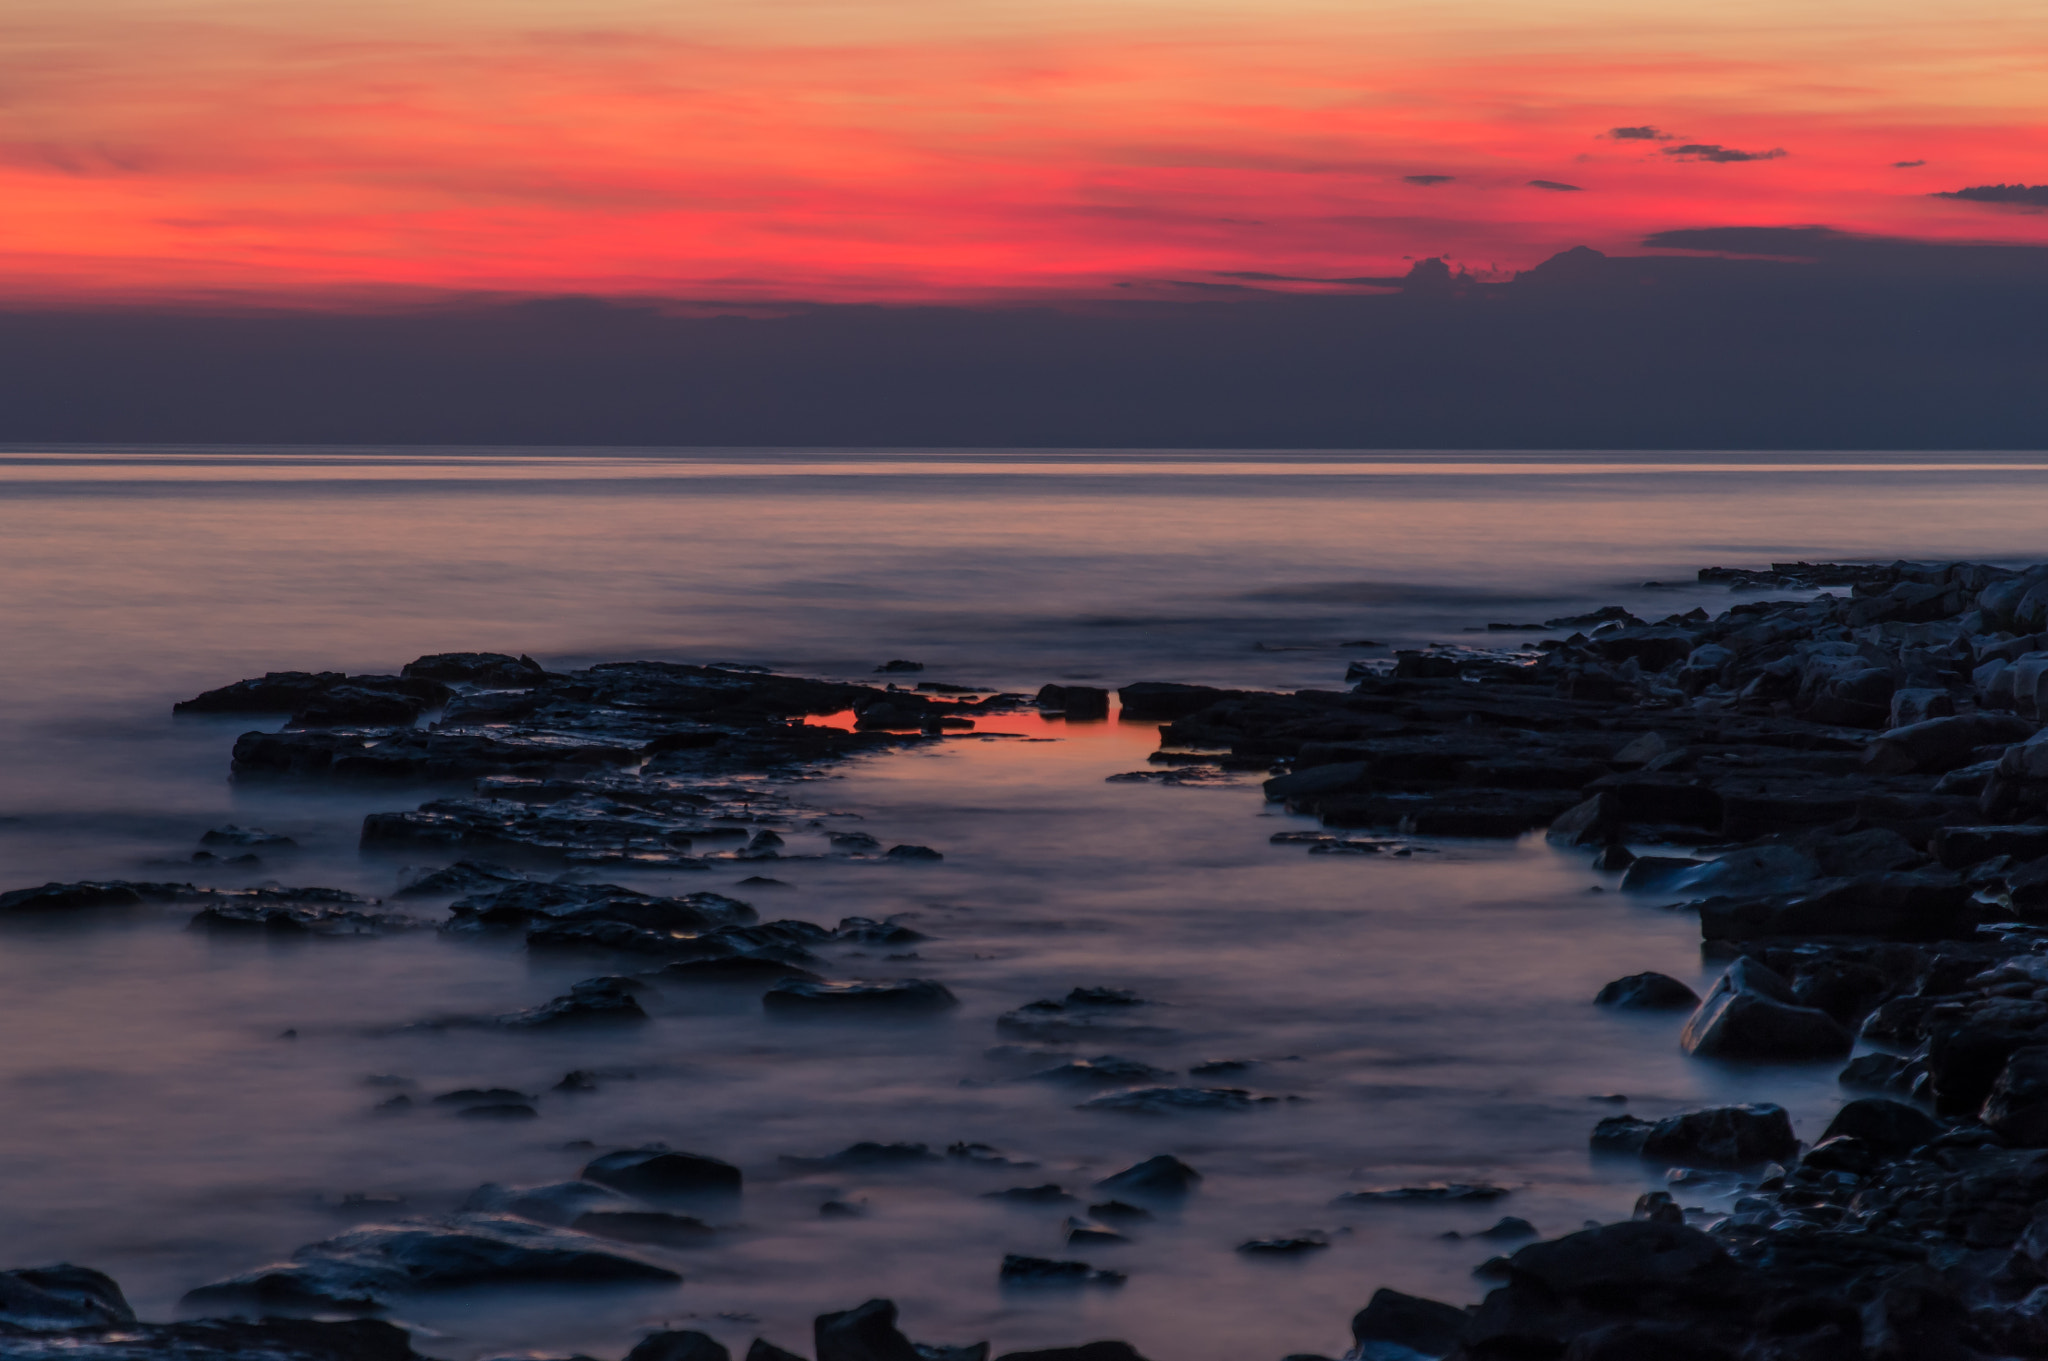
[3,447,2047,1360]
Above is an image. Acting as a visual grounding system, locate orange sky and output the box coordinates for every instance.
[2,0,2044,305]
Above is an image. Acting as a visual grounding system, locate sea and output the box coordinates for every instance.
[1,447,2044,1360]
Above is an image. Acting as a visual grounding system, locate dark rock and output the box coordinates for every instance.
[1236,1234,1328,1255]
[1116,683,1238,720]
[876,660,924,673]
[1821,1098,1942,1154]
[571,1211,715,1246]
[1638,1103,1800,1166]
[815,1298,921,1361]
[747,1343,809,1361]
[189,898,416,938]
[883,845,943,862]
[1931,824,2048,869]
[1337,1183,1509,1205]
[175,671,348,714]
[1862,713,2036,775]
[1076,1086,1275,1114]
[581,1147,742,1198]
[626,1332,731,1361]
[992,1346,1148,1361]
[1027,1056,1175,1086]
[391,860,524,899]
[1696,870,1977,942]
[0,1317,430,1360]
[201,825,298,848]
[1093,1156,1200,1198]
[0,881,154,913]
[1983,1045,2048,1146]
[0,1264,134,1329]
[1351,1287,1467,1357]
[1680,958,1854,1061]
[1547,793,1623,847]
[456,1103,537,1119]
[499,978,647,1028]
[763,979,958,1013]
[1476,1217,1539,1240]
[182,1215,680,1312]
[1595,972,1700,1010]
[290,687,428,729]
[1838,1052,1924,1093]
[780,1143,939,1170]
[1263,762,1371,802]
[659,954,822,984]
[1085,1200,1151,1223]
[997,1255,1124,1286]
[458,1181,628,1225]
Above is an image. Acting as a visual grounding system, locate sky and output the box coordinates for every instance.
[4,0,2045,307]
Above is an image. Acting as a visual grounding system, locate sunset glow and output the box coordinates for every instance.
[3,0,2045,305]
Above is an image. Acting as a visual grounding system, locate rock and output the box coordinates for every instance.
[1350,1287,1467,1357]
[1838,1052,1925,1094]
[393,861,525,898]
[572,1211,716,1246]
[0,1264,134,1329]
[1594,973,1700,1010]
[1680,958,1854,1061]
[190,899,417,938]
[1820,1097,1942,1153]
[1336,1183,1509,1205]
[499,978,648,1028]
[1086,1200,1151,1223]
[182,1215,680,1312]
[780,1143,940,1170]
[581,1147,742,1198]
[1116,683,1238,720]
[815,1298,921,1361]
[1263,762,1371,802]
[0,881,156,913]
[1038,685,1110,719]
[748,1342,809,1361]
[1696,870,1977,942]
[992,1346,1148,1361]
[175,671,348,714]
[1063,1219,1127,1247]
[1862,713,2035,774]
[1632,1104,1800,1166]
[1027,1056,1175,1086]
[997,1255,1124,1286]
[0,1317,430,1360]
[876,660,924,673]
[403,652,547,685]
[1983,1046,2048,1146]
[1617,856,1710,892]
[201,825,298,848]
[1093,1155,1200,1198]
[1476,1217,1538,1240]
[1076,1086,1275,1114]
[626,1332,731,1361]
[763,979,959,1013]
[1546,793,1622,847]
[1236,1234,1328,1254]
[1931,824,2048,869]
[458,1181,631,1225]
[883,845,943,862]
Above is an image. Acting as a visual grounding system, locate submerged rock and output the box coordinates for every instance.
[1335,1183,1508,1205]
[1092,1156,1200,1198]
[997,1255,1124,1286]
[1026,1056,1175,1086]
[0,1317,430,1360]
[780,1143,940,1170]
[581,1147,742,1198]
[763,979,959,1014]
[1594,972,1700,1010]
[498,978,648,1028]
[181,1215,679,1313]
[624,1330,730,1361]
[1076,1086,1275,1114]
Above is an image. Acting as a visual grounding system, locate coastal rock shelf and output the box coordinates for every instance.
[25,562,2048,1358]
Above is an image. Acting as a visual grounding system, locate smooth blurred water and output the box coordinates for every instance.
[1,448,2046,1360]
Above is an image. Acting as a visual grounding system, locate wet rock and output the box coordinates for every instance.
[189,899,418,938]
[1862,713,2034,775]
[1696,870,1977,943]
[658,953,823,984]
[780,1143,940,1170]
[763,978,959,1014]
[0,881,166,913]
[403,652,548,686]
[1063,1218,1127,1247]
[1546,793,1623,848]
[0,1264,134,1329]
[1602,1103,1798,1167]
[1983,1046,2048,1146]
[1594,972,1700,1010]
[576,1211,717,1246]
[1027,1056,1175,1086]
[835,917,927,945]
[1680,958,1854,1061]
[992,1347,1149,1361]
[498,978,647,1028]
[1475,1217,1538,1240]
[1618,855,1711,892]
[175,671,348,714]
[1085,1200,1152,1223]
[1076,1086,1274,1114]
[1038,685,1110,719]
[392,861,525,899]
[883,845,943,862]
[1820,1097,1942,1154]
[876,660,924,673]
[581,1147,742,1198]
[1264,762,1371,802]
[829,831,884,853]
[456,1102,537,1119]
[815,1297,921,1361]
[1117,683,1239,720]
[1931,824,2048,869]
[1236,1233,1328,1255]
[624,1332,729,1361]
[1838,1052,1925,1094]
[290,687,429,729]
[1093,1156,1200,1198]
[1336,1184,1508,1205]
[997,1255,1124,1286]
[201,825,298,848]
[182,1215,680,1313]
[0,1317,431,1360]
[1350,1287,1467,1358]
[459,1181,630,1225]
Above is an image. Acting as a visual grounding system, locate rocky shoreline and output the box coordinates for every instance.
[13,560,2048,1358]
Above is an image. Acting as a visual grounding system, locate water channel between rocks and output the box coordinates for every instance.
[4,448,2048,1359]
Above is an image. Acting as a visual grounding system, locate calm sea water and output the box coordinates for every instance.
[2,448,2045,1360]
